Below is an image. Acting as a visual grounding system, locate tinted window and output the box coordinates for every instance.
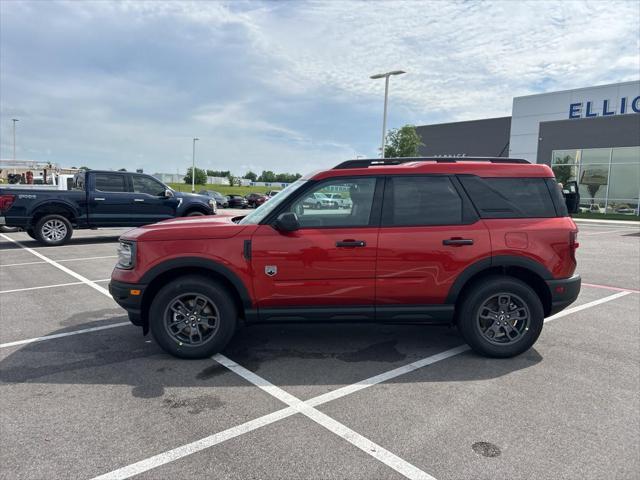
[94,173,127,192]
[383,176,463,226]
[289,178,376,228]
[460,176,557,218]
[133,175,165,196]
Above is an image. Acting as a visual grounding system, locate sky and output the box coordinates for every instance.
[1,0,639,176]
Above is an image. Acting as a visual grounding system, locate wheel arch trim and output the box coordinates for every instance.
[446,255,553,304]
[139,257,253,311]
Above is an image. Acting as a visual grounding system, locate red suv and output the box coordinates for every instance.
[110,158,580,359]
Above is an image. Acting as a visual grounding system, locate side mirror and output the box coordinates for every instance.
[273,212,299,232]
[164,189,174,198]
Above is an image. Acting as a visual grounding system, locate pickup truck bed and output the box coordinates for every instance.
[0,170,215,245]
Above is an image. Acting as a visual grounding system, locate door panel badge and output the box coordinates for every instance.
[265,265,278,277]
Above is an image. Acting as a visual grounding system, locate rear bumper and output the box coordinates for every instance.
[546,274,581,316]
[109,280,146,326]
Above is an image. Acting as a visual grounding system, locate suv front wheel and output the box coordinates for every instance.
[457,276,544,358]
[149,275,237,359]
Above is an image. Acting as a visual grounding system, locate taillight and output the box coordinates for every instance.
[0,194,15,213]
[569,230,579,260]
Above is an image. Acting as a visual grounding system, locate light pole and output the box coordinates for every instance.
[12,118,19,161]
[370,70,405,158]
[191,137,199,193]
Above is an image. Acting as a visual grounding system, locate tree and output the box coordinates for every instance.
[244,171,258,182]
[384,124,424,158]
[184,167,207,185]
[258,170,277,182]
[552,155,574,185]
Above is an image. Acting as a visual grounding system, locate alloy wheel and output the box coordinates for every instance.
[164,293,220,346]
[477,293,530,345]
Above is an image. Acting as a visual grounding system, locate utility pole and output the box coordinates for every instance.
[12,118,19,161]
[191,137,199,193]
[369,71,405,158]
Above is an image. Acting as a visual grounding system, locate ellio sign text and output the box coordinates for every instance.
[569,96,640,119]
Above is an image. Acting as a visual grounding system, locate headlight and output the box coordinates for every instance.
[116,241,135,269]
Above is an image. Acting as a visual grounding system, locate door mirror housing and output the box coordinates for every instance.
[164,189,174,198]
[274,212,300,232]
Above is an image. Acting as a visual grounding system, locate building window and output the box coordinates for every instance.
[551,146,640,215]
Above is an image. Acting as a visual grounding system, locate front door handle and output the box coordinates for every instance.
[94,197,105,201]
[443,238,474,246]
[336,240,366,248]
[133,198,145,202]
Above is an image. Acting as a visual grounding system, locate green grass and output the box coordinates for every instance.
[572,212,639,221]
[168,183,276,195]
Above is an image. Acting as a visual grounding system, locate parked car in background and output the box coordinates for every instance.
[199,190,229,208]
[245,192,268,208]
[0,170,216,246]
[265,190,281,198]
[110,157,580,360]
[226,194,249,208]
[324,193,352,209]
[302,192,335,209]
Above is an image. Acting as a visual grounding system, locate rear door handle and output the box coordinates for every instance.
[336,240,366,248]
[443,238,474,246]
[133,198,145,202]
[94,197,105,201]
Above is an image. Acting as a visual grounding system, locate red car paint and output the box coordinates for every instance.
[110,157,580,358]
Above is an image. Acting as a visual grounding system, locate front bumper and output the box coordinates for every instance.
[109,280,146,326]
[546,274,581,316]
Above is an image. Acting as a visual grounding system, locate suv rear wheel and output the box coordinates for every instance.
[457,276,544,358]
[34,214,73,246]
[149,275,237,359]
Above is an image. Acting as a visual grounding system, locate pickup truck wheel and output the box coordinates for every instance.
[457,276,543,358]
[26,228,37,240]
[35,214,73,246]
[149,275,237,359]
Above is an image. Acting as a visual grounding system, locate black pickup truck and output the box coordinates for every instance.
[0,170,216,245]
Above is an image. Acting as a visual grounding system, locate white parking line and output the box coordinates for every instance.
[0,234,112,296]
[0,279,110,294]
[91,291,631,480]
[1,255,117,267]
[214,354,435,480]
[0,321,131,349]
[582,228,639,236]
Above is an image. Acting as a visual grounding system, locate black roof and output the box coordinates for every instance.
[333,157,529,169]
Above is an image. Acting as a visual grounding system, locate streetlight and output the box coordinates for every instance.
[12,118,19,161]
[370,70,405,158]
[191,137,199,193]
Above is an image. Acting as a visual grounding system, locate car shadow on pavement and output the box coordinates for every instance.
[0,318,543,399]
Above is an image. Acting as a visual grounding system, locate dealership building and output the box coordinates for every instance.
[416,80,640,215]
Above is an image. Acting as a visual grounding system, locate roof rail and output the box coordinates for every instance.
[333,157,530,169]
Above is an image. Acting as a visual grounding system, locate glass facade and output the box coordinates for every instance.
[551,146,640,215]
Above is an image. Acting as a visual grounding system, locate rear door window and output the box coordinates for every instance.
[382,176,463,226]
[459,176,557,218]
[94,173,128,193]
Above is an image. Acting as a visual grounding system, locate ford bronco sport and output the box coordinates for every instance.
[109,158,580,359]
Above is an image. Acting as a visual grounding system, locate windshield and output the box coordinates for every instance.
[239,180,307,225]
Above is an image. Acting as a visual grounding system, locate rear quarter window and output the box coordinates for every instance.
[459,176,558,218]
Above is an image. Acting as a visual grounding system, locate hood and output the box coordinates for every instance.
[174,191,210,202]
[121,214,250,242]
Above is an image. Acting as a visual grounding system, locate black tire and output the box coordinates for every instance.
[149,275,237,359]
[457,275,544,358]
[186,211,205,217]
[34,214,73,246]
[26,228,37,240]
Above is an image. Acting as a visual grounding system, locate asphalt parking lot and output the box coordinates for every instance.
[1,217,639,480]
